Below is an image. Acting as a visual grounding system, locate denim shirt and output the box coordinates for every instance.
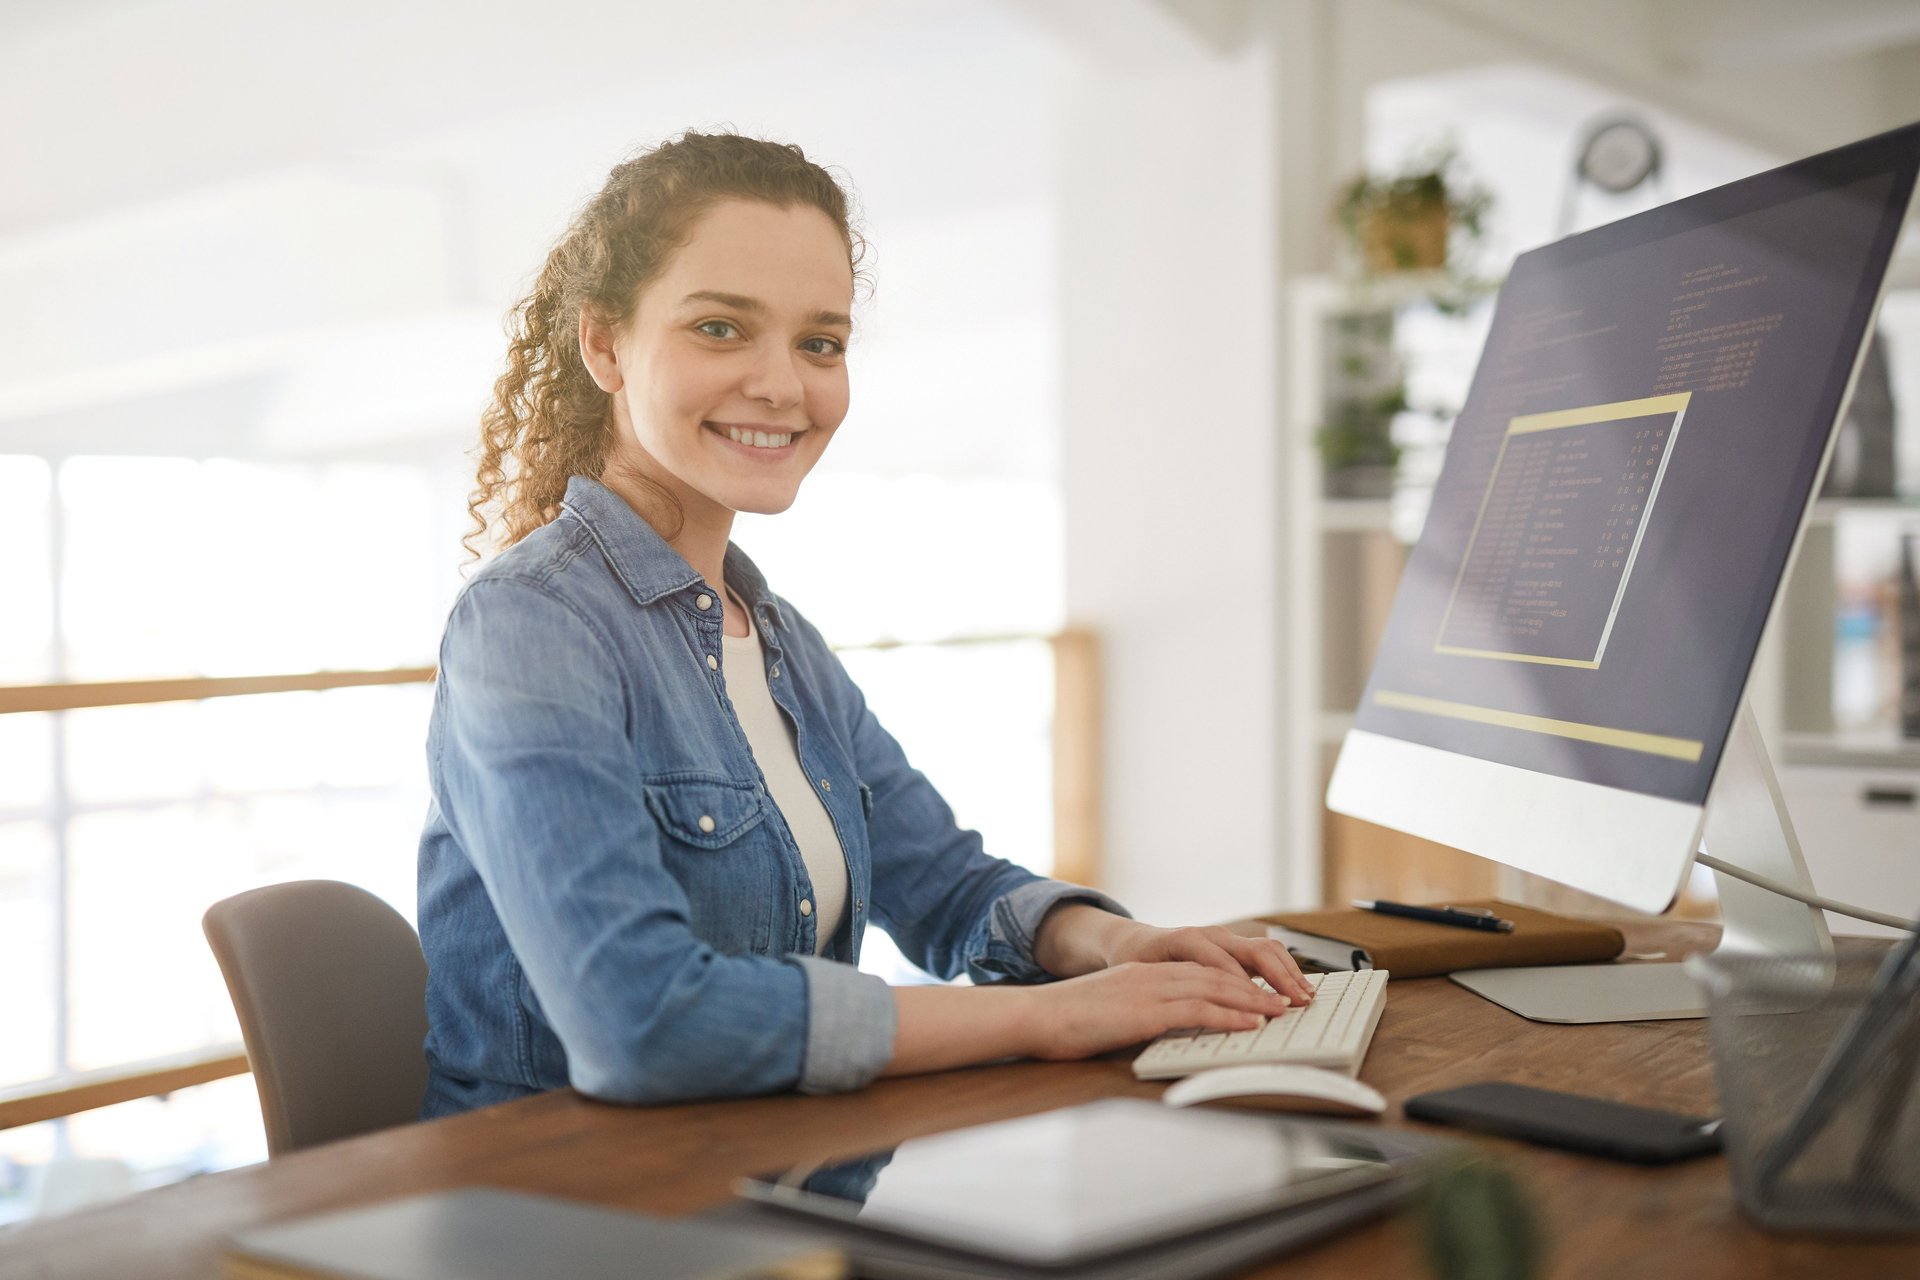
[417,476,1126,1116]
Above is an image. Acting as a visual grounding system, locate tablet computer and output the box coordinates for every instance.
[734,1098,1415,1268]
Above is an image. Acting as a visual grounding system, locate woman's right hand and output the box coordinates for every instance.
[1015,961,1295,1062]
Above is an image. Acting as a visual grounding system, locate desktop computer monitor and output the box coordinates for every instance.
[1326,122,1920,1023]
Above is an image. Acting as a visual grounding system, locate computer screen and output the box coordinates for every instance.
[1353,127,1918,806]
[1327,125,1920,946]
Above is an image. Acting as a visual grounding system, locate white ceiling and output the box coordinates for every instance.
[0,0,1075,473]
[5,0,1917,469]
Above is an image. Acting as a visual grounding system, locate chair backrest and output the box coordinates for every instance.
[202,880,429,1157]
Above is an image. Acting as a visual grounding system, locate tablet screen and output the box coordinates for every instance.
[734,1099,1404,1266]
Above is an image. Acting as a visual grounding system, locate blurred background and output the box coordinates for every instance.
[3,0,1919,1225]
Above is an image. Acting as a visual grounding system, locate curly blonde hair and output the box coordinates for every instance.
[467,131,866,556]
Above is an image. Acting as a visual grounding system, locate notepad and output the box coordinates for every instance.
[1260,900,1625,979]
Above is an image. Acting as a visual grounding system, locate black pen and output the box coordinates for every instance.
[1353,900,1515,933]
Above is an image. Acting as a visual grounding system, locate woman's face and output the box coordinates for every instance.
[588,198,854,529]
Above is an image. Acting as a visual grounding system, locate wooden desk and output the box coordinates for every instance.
[5,921,1916,1279]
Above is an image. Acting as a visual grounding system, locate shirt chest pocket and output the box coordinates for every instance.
[641,774,768,850]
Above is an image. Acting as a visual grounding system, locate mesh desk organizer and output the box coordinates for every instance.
[1688,931,1920,1234]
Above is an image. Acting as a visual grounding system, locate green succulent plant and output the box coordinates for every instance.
[1315,387,1407,471]
[1418,1152,1547,1280]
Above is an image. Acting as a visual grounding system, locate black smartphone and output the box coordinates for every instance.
[1404,1081,1722,1165]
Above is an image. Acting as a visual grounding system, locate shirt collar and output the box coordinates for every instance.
[559,475,788,630]
[723,542,789,633]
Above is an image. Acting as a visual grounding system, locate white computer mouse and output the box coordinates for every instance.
[1160,1064,1388,1117]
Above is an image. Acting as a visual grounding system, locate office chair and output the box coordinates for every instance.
[202,879,429,1156]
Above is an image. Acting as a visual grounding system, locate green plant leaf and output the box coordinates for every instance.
[1418,1153,1547,1280]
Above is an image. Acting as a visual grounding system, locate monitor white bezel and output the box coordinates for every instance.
[1326,728,1703,913]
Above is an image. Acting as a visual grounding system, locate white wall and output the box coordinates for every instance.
[1054,41,1283,924]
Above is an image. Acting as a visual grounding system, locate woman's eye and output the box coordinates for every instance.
[696,320,739,340]
[802,337,846,357]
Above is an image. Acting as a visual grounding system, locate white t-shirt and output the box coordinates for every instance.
[721,614,850,954]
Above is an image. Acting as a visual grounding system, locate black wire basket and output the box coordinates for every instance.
[1687,948,1920,1234]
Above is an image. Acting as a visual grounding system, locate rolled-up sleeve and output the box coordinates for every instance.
[971,879,1133,984]
[791,956,897,1093]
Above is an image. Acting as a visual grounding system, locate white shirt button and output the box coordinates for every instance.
[799,898,814,917]
[819,778,831,792]
[697,814,715,833]
[695,593,713,610]
[770,666,780,678]
[706,655,719,670]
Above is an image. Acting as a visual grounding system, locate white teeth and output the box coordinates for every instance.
[723,426,792,449]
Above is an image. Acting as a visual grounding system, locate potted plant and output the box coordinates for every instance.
[1316,385,1406,498]
[1336,145,1491,276]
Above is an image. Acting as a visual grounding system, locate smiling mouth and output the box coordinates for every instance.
[707,422,803,450]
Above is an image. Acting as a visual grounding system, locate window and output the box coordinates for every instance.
[0,455,454,1222]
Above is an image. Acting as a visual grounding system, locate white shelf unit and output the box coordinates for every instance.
[1318,499,1394,533]
[1281,273,1489,908]
[1767,493,1920,936]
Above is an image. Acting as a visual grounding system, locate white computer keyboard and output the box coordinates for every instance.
[1131,969,1390,1080]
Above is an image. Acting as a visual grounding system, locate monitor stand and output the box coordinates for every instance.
[1448,702,1835,1023]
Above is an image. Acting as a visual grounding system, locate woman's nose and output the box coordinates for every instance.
[742,346,804,410]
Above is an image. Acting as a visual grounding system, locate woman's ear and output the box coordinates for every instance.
[579,309,625,394]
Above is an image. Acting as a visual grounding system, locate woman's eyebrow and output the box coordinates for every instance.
[683,289,762,313]
[682,289,851,328]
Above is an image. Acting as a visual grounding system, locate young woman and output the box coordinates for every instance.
[416,132,1311,1117]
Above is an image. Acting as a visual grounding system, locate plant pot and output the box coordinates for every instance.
[1360,204,1449,274]
[1324,464,1398,500]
